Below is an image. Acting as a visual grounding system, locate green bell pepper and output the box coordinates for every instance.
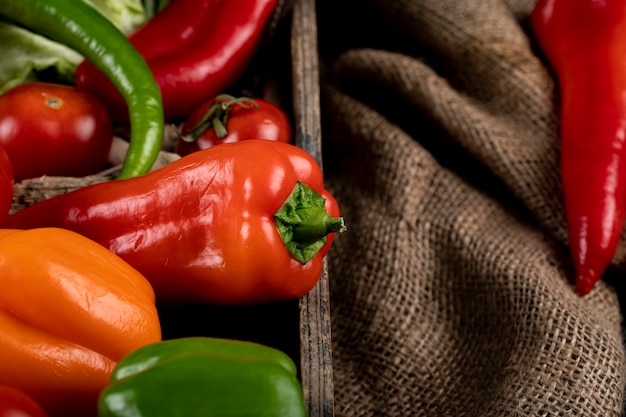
[98,337,308,417]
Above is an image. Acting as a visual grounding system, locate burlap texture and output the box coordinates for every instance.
[317,0,626,415]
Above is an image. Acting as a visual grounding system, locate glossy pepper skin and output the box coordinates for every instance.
[0,145,13,220]
[98,337,307,417]
[0,0,164,179]
[530,0,626,295]
[3,140,345,305]
[75,0,278,122]
[0,228,161,417]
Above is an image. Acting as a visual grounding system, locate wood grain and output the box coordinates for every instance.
[291,0,336,416]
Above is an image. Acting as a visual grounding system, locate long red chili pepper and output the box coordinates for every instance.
[530,0,626,295]
[75,0,278,122]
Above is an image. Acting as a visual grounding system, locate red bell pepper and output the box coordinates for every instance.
[530,0,626,295]
[2,140,345,305]
[74,0,279,122]
[0,385,49,417]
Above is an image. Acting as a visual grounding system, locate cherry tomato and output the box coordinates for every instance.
[177,94,291,156]
[0,82,113,182]
[0,145,13,220]
[0,385,49,417]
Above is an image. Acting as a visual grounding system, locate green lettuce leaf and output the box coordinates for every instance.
[0,0,147,95]
[85,0,148,36]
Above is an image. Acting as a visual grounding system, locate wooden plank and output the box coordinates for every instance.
[291,0,336,416]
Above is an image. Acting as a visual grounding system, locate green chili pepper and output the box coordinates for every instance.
[98,337,309,417]
[0,0,164,179]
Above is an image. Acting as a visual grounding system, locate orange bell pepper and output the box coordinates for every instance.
[0,227,161,417]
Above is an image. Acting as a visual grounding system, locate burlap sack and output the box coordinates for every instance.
[317,0,626,416]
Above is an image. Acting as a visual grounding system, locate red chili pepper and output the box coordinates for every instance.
[530,0,626,295]
[2,140,345,305]
[74,0,279,122]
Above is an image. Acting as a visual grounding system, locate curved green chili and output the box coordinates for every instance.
[0,0,164,179]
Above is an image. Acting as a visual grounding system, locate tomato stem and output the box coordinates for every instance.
[180,94,260,143]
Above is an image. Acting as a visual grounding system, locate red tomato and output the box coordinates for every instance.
[0,145,13,220]
[0,82,113,182]
[0,385,49,417]
[177,95,291,156]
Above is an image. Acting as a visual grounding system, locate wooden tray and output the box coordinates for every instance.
[292,0,335,416]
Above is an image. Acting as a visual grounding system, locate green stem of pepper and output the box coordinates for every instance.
[291,207,346,243]
[274,181,346,264]
[0,0,164,180]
